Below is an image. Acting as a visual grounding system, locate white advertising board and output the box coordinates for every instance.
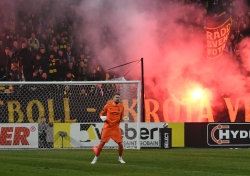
[70,123,164,148]
[0,123,38,148]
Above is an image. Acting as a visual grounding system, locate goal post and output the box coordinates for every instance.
[0,81,141,149]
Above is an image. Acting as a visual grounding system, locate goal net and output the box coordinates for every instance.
[0,80,141,149]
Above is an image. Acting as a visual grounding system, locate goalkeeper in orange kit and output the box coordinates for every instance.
[91,93,128,164]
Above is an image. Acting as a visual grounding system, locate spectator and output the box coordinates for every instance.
[8,62,21,81]
[33,53,46,72]
[46,19,55,34]
[241,23,250,37]
[12,41,20,56]
[88,68,97,81]
[105,70,111,80]
[39,46,49,72]
[26,20,34,35]
[246,9,250,26]
[50,44,59,59]
[38,117,49,148]
[96,66,104,81]
[9,26,16,38]
[76,42,85,57]
[28,32,40,51]
[77,60,88,81]
[234,48,242,62]
[8,51,18,67]
[46,28,53,43]
[88,58,98,75]
[66,44,74,62]
[20,26,28,39]
[35,27,42,42]
[4,35,12,49]
[0,64,7,81]
[35,16,44,32]
[234,29,244,44]
[19,43,33,81]
[40,33,49,51]
[58,49,67,61]
[59,37,67,51]
[48,53,59,81]
[224,40,234,58]
[0,31,6,43]
[41,72,48,81]
[59,22,67,33]
[0,41,4,56]
[1,47,11,70]
[65,72,74,81]
[76,53,86,67]
[84,45,93,60]
[46,123,54,148]
[55,33,61,44]
[48,37,57,52]
[68,34,75,48]
[33,66,47,81]
[70,56,77,66]
[66,61,77,78]
[67,26,74,36]
[229,34,236,49]
[58,55,68,81]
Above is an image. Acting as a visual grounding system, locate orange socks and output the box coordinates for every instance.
[96,143,105,157]
[118,145,123,157]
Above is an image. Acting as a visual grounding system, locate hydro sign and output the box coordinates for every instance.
[70,123,164,148]
[207,123,250,147]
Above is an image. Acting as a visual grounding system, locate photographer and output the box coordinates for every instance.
[38,117,49,148]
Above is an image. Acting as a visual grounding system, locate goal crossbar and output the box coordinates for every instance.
[0,81,141,85]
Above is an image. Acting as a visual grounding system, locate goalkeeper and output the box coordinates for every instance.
[91,93,128,164]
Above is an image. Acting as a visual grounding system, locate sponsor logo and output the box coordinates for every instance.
[159,129,171,148]
[79,124,101,142]
[78,123,158,142]
[210,124,230,144]
[164,133,169,148]
[0,126,36,145]
[207,123,250,146]
[70,123,167,148]
[110,112,119,115]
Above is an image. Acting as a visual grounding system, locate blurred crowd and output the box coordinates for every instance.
[0,0,114,82]
[0,0,249,82]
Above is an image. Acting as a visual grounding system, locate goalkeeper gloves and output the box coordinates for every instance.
[123,116,129,123]
[100,116,107,122]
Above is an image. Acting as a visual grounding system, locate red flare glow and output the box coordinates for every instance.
[93,146,98,154]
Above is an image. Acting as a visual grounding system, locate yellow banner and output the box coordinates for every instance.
[53,123,72,148]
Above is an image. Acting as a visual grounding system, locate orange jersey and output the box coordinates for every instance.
[100,102,124,129]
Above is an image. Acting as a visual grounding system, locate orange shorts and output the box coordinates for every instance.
[101,127,122,143]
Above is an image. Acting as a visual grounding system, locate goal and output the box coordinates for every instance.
[0,81,141,149]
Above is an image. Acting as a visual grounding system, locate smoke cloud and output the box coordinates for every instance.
[75,0,250,121]
[1,0,250,121]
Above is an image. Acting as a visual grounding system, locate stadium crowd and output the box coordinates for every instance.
[0,0,249,147]
[0,0,112,83]
[0,0,249,82]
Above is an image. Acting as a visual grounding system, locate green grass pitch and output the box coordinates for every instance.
[0,148,249,176]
